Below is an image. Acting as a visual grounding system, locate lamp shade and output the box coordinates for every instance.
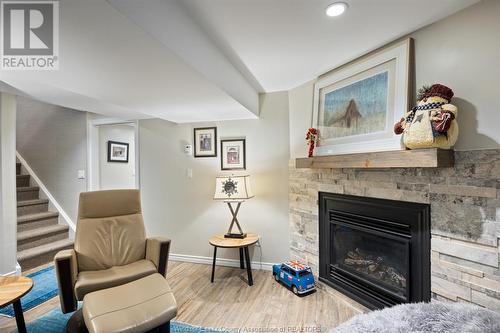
[214,175,254,201]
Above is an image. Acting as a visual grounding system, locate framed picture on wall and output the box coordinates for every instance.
[194,127,217,157]
[107,141,129,163]
[221,139,246,170]
[312,38,412,155]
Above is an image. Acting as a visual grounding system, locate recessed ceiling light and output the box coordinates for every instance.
[326,2,348,17]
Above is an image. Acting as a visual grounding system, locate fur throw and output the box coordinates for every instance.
[331,302,500,333]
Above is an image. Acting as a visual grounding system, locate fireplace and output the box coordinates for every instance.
[319,192,431,310]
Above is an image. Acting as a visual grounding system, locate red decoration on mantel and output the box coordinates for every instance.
[306,128,319,158]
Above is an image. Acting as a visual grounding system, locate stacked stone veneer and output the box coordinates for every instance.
[289,149,500,311]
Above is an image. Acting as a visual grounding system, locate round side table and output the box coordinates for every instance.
[209,233,259,286]
[0,276,33,333]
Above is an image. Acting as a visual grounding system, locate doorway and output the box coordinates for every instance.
[87,118,139,191]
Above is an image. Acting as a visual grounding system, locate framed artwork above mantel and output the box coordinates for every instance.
[312,38,413,156]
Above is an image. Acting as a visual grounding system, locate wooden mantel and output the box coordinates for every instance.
[295,148,454,169]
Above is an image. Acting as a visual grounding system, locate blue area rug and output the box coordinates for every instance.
[12,307,232,333]
[0,266,58,317]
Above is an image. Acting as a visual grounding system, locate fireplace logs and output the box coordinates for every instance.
[344,248,406,289]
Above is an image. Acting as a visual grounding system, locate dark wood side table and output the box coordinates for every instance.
[0,276,33,333]
[209,233,259,286]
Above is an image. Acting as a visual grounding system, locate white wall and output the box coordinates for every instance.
[289,0,500,158]
[289,80,315,159]
[139,92,290,264]
[99,124,136,190]
[412,0,500,151]
[15,92,290,266]
[0,93,17,275]
[16,96,87,225]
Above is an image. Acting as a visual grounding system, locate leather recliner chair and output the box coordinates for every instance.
[54,189,171,314]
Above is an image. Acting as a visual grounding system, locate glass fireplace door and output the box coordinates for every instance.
[331,224,410,299]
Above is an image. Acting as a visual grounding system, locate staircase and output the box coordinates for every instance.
[16,162,74,270]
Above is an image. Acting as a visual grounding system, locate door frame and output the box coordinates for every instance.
[86,116,140,191]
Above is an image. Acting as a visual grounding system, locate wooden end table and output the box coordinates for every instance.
[209,233,259,286]
[0,276,33,333]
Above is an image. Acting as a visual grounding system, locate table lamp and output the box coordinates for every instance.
[214,175,254,239]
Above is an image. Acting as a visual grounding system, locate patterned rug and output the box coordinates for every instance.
[0,266,58,317]
[12,307,232,333]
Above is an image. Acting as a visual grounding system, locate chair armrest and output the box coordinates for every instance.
[54,249,78,313]
[146,237,171,277]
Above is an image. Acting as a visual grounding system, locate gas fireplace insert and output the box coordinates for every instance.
[319,192,431,310]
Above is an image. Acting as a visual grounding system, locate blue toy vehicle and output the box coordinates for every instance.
[272,260,316,295]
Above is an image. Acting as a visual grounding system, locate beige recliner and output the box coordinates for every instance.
[54,189,171,314]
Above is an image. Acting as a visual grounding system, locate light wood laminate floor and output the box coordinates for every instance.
[0,261,366,332]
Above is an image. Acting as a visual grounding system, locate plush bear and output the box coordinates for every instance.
[394,84,458,149]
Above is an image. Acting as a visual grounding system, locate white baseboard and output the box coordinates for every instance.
[170,253,274,271]
[16,152,76,231]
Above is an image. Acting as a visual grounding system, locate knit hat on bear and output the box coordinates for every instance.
[417,84,454,102]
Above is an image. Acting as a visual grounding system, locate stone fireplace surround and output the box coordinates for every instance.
[289,149,500,311]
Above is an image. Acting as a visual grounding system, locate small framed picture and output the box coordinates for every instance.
[107,141,129,163]
[221,139,246,170]
[194,127,217,157]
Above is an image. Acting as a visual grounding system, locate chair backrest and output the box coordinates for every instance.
[74,189,146,272]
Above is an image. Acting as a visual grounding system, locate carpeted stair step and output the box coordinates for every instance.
[16,162,21,175]
[17,224,70,251]
[18,211,59,232]
[16,174,30,187]
[17,186,40,201]
[17,198,49,216]
[17,238,74,271]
